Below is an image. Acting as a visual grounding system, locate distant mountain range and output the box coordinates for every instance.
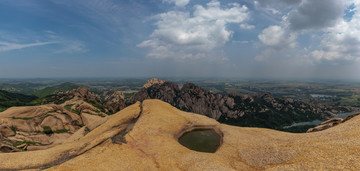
[128,79,357,132]
[1,78,358,132]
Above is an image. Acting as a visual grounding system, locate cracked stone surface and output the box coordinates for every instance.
[0,99,360,170]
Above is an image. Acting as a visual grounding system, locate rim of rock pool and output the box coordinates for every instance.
[176,126,223,153]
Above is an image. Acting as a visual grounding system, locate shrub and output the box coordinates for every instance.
[53,129,70,134]
[43,126,53,134]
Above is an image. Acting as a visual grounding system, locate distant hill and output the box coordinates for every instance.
[32,82,80,98]
[0,90,38,112]
[0,82,44,94]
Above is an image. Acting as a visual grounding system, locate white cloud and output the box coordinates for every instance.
[256,0,359,62]
[309,1,360,62]
[0,41,55,52]
[240,23,255,30]
[258,25,297,49]
[138,0,250,59]
[163,0,190,7]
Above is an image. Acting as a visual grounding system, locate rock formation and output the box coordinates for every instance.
[0,89,111,152]
[0,100,359,170]
[41,87,126,114]
[102,90,126,113]
[143,78,165,89]
[307,112,360,132]
[128,81,355,129]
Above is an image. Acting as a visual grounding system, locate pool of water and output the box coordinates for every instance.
[178,129,221,153]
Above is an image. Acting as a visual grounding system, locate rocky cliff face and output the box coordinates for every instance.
[128,81,355,129]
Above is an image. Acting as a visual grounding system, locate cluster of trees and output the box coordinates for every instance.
[0,90,38,111]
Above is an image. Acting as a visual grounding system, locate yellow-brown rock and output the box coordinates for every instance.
[0,100,359,170]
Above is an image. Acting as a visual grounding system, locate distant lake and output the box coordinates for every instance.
[310,94,334,98]
[284,111,359,128]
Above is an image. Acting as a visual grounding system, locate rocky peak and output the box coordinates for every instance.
[70,87,90,98]
[143,78,165,89]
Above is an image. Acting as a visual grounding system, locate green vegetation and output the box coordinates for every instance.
[11,116,34,120]
[32,82,80,98]
[339,95,360,107]
[30,93,73,105]
[0,82,44,95]
[10,126,17,134]
[43,126,53,134]
[85,100,105,112]
[13,140,37,147]
[98,114,105,117]
[53,129,70,134]
[0,107,6,112]
[0,90,38,110]
[64,104,80,115]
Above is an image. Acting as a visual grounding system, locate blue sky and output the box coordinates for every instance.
[1,0,360,80]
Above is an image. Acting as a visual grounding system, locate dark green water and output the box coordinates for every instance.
[178,129,221,153]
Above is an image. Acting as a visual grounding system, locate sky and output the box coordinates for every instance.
[1,0,360,80]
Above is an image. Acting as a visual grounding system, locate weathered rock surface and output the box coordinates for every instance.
[307,112,360,132]
[42,87,126,114]
[128,81,356,129]
[143,78,165,89]
[0,124,15,137]
[0,99,359,170]
[0,98,106,151]
[102,90,126,113]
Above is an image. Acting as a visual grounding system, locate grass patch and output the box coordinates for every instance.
[0,107,6,112]
[43,126,53,134]
[64,104,80,115]
[53,129,70,134]
[85,100,105,112]
[98,114,105,117]
[11,116,34,120]
[64,104,74,111]
[13,140,37,147]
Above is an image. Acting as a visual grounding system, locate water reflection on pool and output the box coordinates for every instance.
[178,128,221,153]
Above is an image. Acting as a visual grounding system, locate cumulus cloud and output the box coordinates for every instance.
[287,0,345,31]
[258,25,297,49]
[240,23,255,30]
[163,0,190,7]
[311,3,360,61]
[256,0,358,62]
[138,0,250,59]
